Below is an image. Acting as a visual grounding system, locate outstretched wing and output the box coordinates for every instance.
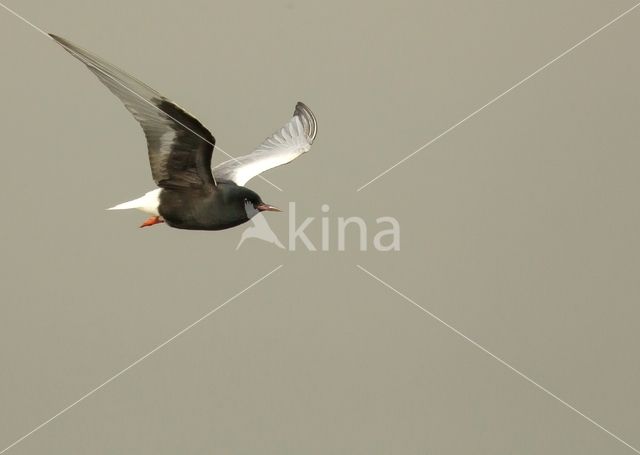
[213,102,317,186]
[50,34,216,189]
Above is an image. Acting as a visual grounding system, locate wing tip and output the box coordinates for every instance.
[294,102,317,143]
[49,33,69,48]
[48,33,84,59]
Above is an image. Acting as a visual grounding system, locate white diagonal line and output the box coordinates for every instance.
[356,1,640,192]
[356,264,640,454]
[0,0,47,36]
[0,1,283,192]
[0,264,283,454]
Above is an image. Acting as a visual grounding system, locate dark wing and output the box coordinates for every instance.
[213,102,317,186]
[50,34,216,189]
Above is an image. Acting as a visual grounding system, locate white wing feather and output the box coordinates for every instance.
[213,102,317,186]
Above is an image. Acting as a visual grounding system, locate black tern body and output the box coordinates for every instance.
[50,34,317,230]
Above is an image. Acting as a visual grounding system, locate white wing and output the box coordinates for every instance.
[213,102,317,186]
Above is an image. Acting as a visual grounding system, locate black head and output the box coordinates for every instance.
[222,185,281,220]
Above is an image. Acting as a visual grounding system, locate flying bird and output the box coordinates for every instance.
[49,34,317,230]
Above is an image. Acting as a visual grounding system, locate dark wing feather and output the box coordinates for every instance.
[50,34,216,189]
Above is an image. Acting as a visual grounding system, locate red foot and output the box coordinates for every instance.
[140,216,164,228]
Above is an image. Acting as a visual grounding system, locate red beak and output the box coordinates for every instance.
[256,203,282,212]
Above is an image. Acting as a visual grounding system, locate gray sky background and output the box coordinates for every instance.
[1,1,639,453]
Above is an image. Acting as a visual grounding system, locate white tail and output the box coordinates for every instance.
[107,188,161,215]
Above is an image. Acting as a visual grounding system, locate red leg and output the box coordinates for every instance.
[140,216,164,228]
